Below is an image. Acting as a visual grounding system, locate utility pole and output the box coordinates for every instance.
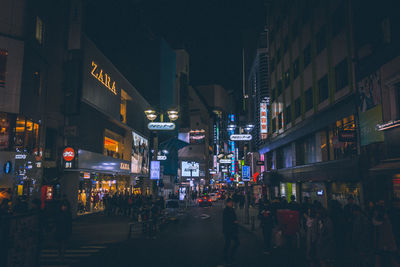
[244,141,250,224]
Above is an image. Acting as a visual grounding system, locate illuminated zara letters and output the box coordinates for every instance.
[90,61,118,95]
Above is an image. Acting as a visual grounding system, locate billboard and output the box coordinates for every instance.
[150,161,160,180]
[181,161,199,177]
[131,131,149,174]
[260,102,268,139]
[242,165,250,181]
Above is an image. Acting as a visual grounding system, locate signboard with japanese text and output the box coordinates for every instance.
[260,102,268,139]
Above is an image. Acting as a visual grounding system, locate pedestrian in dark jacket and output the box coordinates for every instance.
[223,198,239,265]
[55,200,72,261]
[259,200,273,254]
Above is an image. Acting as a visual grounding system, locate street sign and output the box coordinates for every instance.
[242,165,250,181]
[148,122,175,131]
[230,134,252,141]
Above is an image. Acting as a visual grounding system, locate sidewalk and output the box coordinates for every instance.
[235,206,263,242]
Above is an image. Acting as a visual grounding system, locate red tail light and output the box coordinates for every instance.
[198,199,203,202]
[208,199,212,202]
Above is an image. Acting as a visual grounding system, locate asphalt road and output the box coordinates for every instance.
[68,204,268,267]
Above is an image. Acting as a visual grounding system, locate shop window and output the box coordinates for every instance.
[285,105,292,125]
[282,144,293,168]
[335,58,348,92]
[330,115,357,160]
[295,97,301,118]
[318,75,329,103]
[304,134,317,164]
[0,49,7,87]
[0,113,10,150]
[305,87,313,111]
[35,16,45,45]
[266,152,273,170]
[120,98,127,123]
[303,44,311,68]
[319,130,329,162]
[276,148,283,169]
[14,116,39,151]
[284,69,290,88]
[278,113,283,129]
[316,26,326,54]
[332,2,345,37]
[293,57,300,80]
[104,129,123,159]
[33,71,42,96]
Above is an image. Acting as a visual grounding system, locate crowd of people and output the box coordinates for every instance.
[256,195,399,267]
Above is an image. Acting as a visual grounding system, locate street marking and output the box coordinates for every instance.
[81,245,106,249]
[200,214,210,219]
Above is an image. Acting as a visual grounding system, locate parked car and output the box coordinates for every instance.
[198,196,212,207]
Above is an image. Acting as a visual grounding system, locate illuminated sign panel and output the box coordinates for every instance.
[131,131,149,174]
[90,61,117,95]
[150,161,160,180]
[230,134,252,141]
[148,122,176,131]
[181,161,200,177]
[219,159,231,164]
[260,102,268,139]
[63,147,75,162]
[120,162,130,171]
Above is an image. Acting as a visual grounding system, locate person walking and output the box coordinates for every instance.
[55,200,72,262]
[222,198,239,265]
[259,199,273,254]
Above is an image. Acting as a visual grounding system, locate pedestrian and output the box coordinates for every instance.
[372,204,399,267]
[351,205,373,266]
[55,200,72,262]
[222,198,239,265]
[315,207,335,267]
[259,199,273,254]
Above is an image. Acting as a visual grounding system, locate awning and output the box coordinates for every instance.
[370,158,400,174]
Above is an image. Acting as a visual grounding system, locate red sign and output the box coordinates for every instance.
[63,147,75,161]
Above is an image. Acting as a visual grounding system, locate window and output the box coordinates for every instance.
[272,118,276,132]
[283,36,289,53]
[33,71,42,96]
[277,80,283,96]
[285,105,292,124]
[0,50,7,87]
[316,26,326,54]
[104,130,124,159]
[293,58,300,80]
[295,98,301,118]
[14,116,40,151]
[332,2,345,37]
[270,57,275,73]
[305,87,314,111]
[335,58,348,92]
[318,75,329,102]
[35,16,45,45]
[303,44,311,68]
[0,113,10,150]
[284,69,290,88]
[120,90,128,123]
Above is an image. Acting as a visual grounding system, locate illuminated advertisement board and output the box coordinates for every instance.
[150,161,160,180]
[131,131,149,174]
[181,161,200,177]
[260,102,268,139]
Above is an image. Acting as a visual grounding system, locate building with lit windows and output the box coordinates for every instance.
[0,0,71,203]
[260,0,360,207]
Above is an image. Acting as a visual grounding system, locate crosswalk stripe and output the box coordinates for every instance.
[80,245,106,249]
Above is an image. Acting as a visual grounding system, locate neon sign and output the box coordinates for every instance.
[230,134,252,141]
[148,122,176,130]
[90,61,118,95]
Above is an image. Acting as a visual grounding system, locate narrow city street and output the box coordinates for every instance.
[40,203,270,267]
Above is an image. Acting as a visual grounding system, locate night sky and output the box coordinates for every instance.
[85,0,266,99]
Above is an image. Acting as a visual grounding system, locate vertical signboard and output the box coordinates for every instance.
[242,165,250,181]
[260,102,268,139]
[150,160,160,180]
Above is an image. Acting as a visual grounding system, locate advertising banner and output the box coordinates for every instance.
[242,165,250,181]
[131,131,149,174]
[181,161,199,177]
[260,102,268,139]
[150,161,160,180]
[359,105,384,146]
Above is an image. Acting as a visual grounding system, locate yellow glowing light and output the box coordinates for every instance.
[90,61,117,95]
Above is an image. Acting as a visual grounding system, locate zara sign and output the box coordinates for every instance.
[148,122,176,131]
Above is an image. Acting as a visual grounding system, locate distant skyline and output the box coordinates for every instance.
[85,0,266,100]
